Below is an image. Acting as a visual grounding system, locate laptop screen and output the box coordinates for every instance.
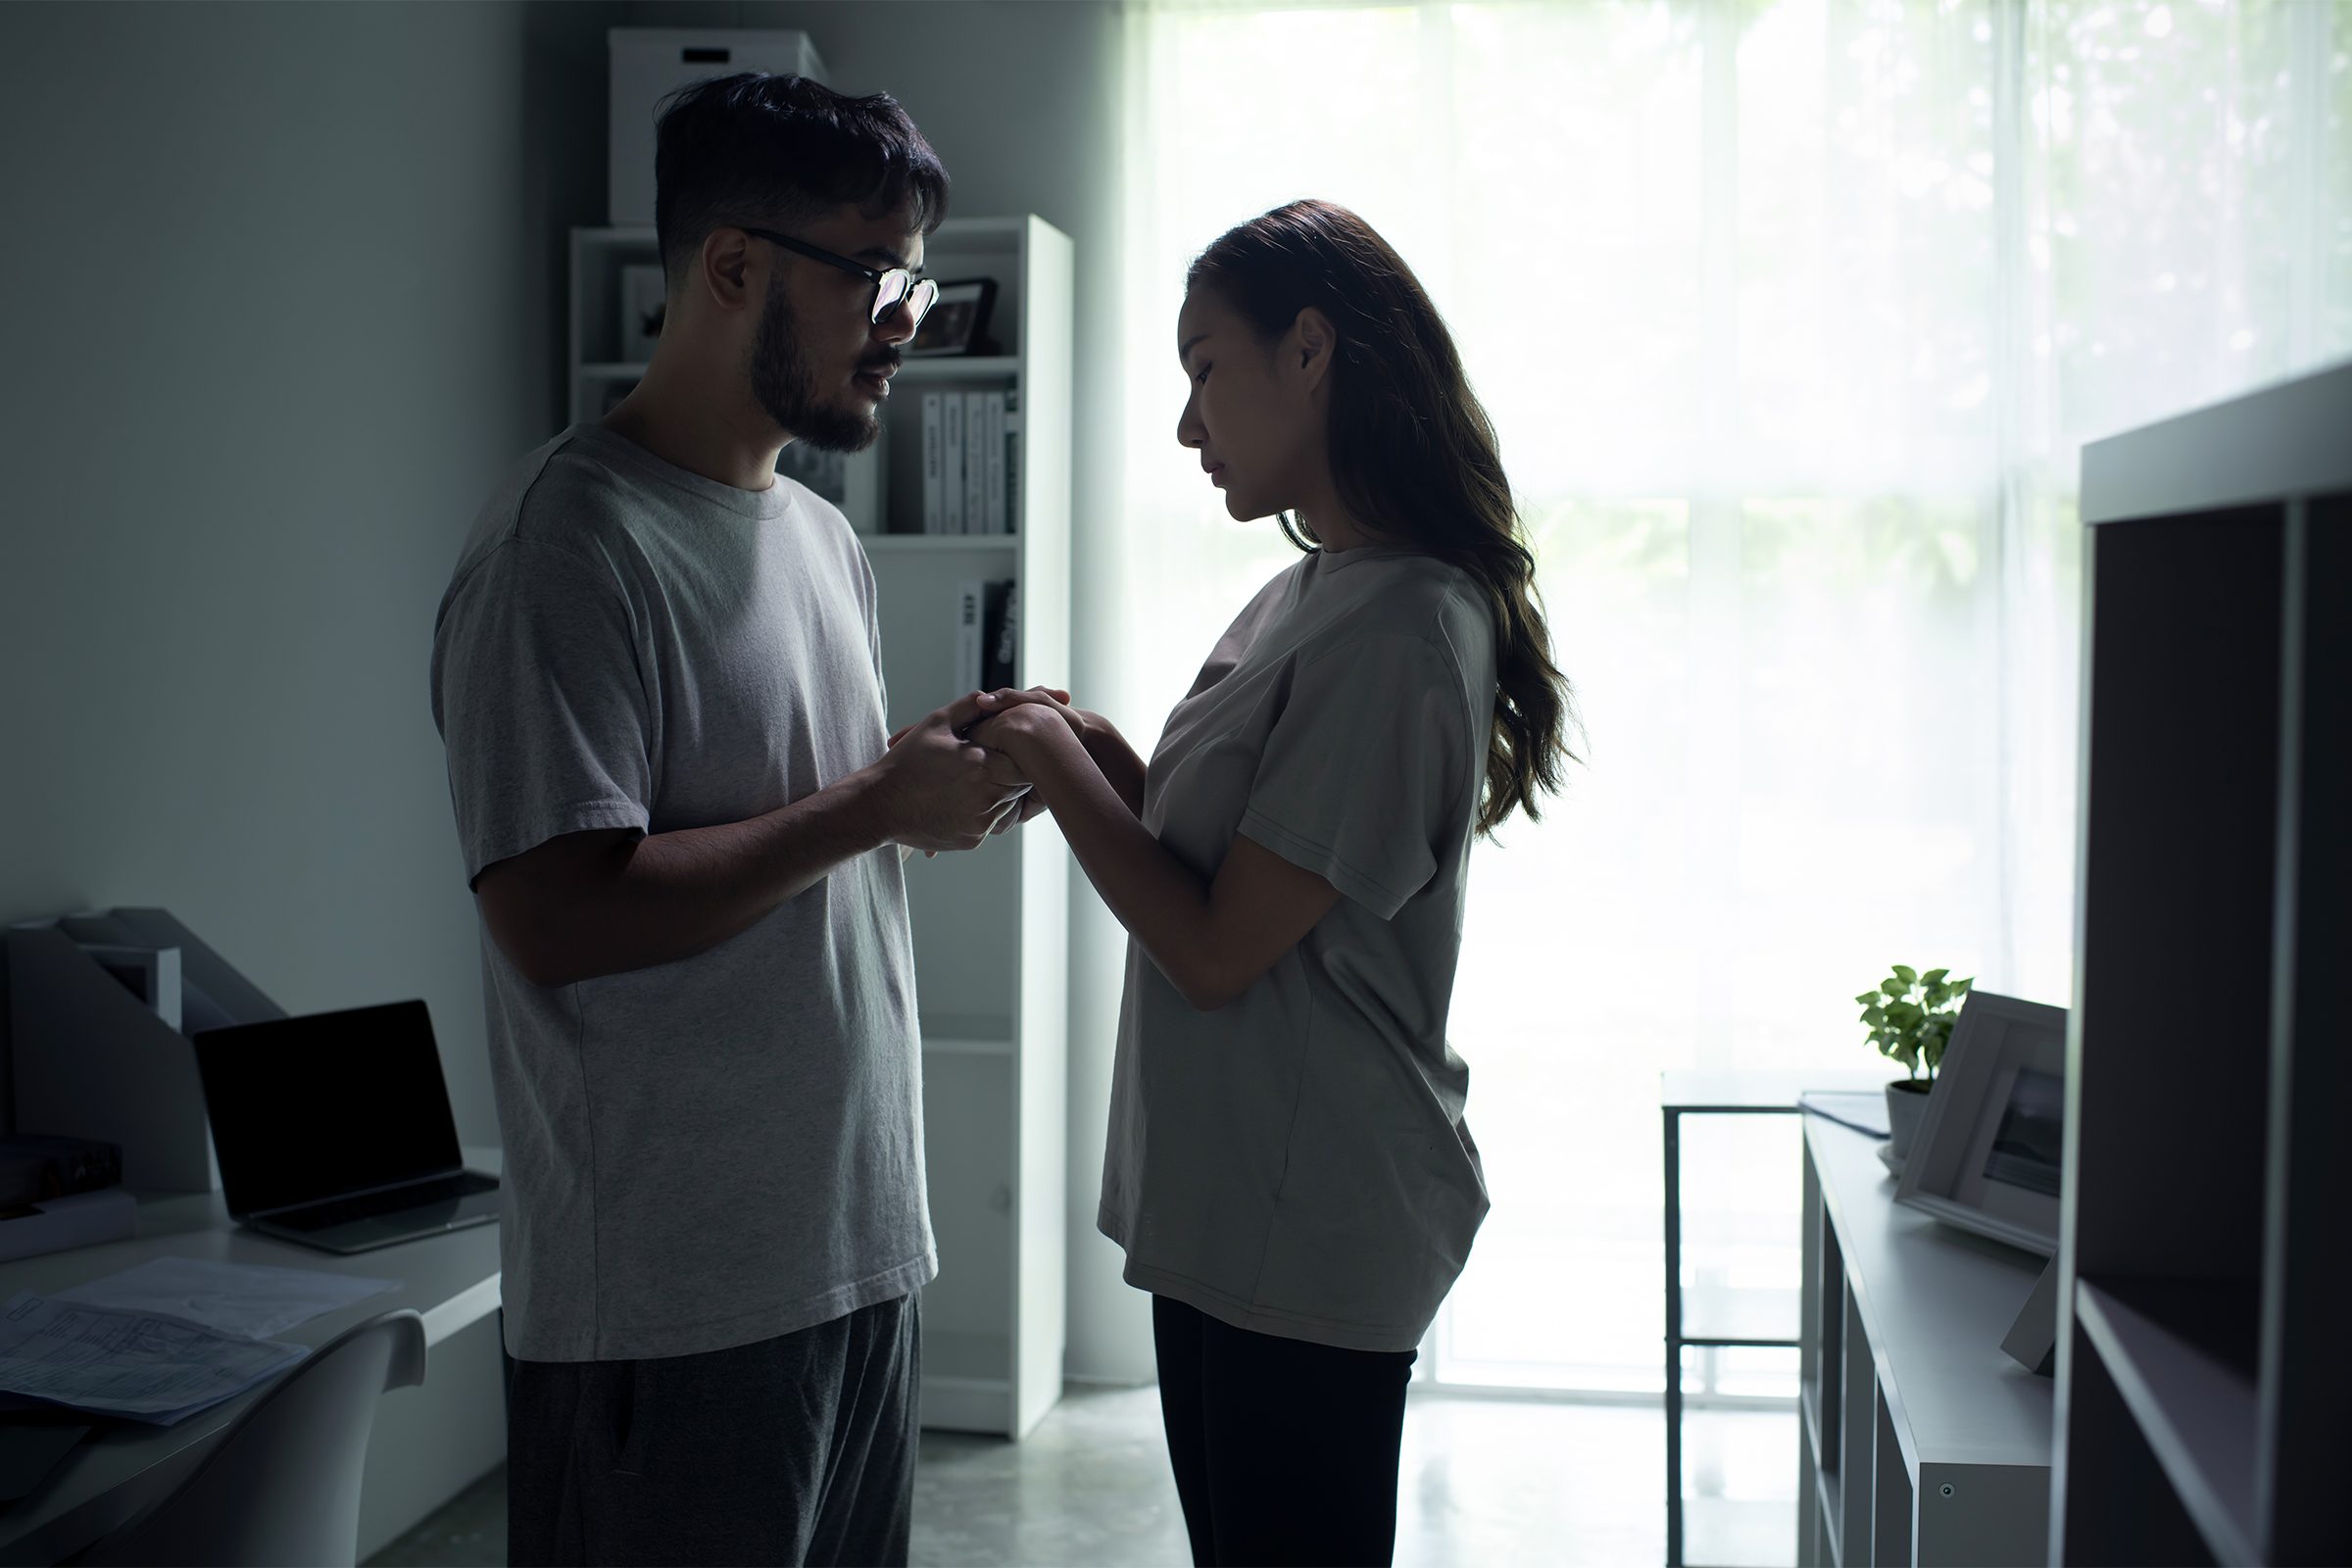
[192,1000,464,1218]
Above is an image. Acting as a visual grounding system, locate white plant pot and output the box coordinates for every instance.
[1886,1079,1934,1160]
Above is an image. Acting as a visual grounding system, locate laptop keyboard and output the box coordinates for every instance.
[270,1170,499,1232]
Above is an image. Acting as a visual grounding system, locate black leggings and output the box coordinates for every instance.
[1152,1295,1418,1567]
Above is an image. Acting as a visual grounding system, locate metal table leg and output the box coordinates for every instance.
[1665,1105,1684,1567]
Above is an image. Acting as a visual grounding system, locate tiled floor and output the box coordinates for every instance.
[368,1384,1795,1566]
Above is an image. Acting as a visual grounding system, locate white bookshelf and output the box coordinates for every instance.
[567,216,1074,1439]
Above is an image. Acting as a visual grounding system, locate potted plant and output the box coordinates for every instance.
[1856,965,1974,1161]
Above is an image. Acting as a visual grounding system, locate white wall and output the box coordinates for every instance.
[0,0,619,1148]
[0,0,1151,1389]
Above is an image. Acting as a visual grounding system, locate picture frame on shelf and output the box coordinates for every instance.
[617,263,666,364]
[776,425,885,533]
[1893,989,2070,1256]
[904,278,999,358]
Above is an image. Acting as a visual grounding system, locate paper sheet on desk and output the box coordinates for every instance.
[53,1256,398,1341]
[0,1292,306,1424]
[1798,1090,1891,1138]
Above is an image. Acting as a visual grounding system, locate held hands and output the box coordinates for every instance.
[986,688,1070,834]
[965,687,1098,835]
[876,687,1084,855]
[967,686,1092,748]
[871,691,1036,855]
[966,690,1080,753]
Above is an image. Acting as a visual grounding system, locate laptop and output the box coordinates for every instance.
[191,1000,501,1253]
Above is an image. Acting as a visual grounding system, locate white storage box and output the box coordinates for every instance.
[609,28,828,228]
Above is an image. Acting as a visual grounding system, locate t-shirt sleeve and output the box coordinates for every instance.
[432,537,654,887]
[1237,633,1471,920]
[861,553,890,718]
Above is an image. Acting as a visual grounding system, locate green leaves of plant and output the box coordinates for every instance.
[1859,963,1975,1083]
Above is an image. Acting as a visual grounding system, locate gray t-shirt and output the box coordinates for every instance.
[1098,546,1496,1353]
[430,423,932,1363]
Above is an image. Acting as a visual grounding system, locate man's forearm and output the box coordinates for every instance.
[533,769,893,986]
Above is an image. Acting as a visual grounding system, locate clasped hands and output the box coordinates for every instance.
[880,685,1094,857]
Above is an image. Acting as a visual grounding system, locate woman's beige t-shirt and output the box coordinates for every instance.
[1098,545,1496,1353]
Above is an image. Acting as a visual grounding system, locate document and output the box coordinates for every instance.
[1798,1090,1891,1139]
[53,1256,397,1341]
[0,1292,306,1424]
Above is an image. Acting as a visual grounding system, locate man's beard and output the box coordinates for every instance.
[749,275,879,454]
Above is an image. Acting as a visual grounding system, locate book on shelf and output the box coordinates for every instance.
[982,393,1006,533]
[914,390,1020,535]
[955,578,1018,694]
[988,581,1019,686]
[921,395,944,534]
[942,394,966,533]
[1003,389,1020,532]
[962,392,988,532]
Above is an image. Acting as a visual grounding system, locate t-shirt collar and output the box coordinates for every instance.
[566,423,799,522]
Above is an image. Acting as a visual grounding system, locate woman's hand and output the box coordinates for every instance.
[966,698,1071,760]
[967,686,1147,820]
[966,686,1088,740]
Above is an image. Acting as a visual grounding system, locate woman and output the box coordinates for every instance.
[967,199,1577,1567]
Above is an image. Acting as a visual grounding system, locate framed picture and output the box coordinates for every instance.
[775,423,885,533]
[617,263,666,364]
[1894,990,2070,1255]
[903,277,999,358]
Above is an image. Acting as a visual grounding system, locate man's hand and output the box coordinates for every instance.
[894,688,1077,839]
[866,694,1033,854]
[982,688,1082,832]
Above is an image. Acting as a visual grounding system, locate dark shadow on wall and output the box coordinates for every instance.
[521,1,629,436]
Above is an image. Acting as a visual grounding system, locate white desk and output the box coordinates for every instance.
[0,1149,503,1566]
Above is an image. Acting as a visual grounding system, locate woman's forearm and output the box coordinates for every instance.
[1015,723,1223,999]
[1078,715,1149,817]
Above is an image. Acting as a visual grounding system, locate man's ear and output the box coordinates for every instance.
[1291,306,1338,392]
[699,227,760,316]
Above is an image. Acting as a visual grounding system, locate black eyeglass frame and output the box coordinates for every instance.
[740,227,939,330]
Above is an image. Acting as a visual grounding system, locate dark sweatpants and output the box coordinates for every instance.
[505,1293,921,1567]
[1152,1294,1418,1568]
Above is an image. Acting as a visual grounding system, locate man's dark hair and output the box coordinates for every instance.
[654,74,950,288]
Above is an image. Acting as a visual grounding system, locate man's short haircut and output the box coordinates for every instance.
[654,74,950,288]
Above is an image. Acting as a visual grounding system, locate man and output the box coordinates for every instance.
[430,74,1018,1566]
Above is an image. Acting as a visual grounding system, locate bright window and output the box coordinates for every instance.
[1109,0,2350,1396]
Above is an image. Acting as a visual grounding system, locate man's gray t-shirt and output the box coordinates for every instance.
[430,423,932,1363]
[1098,546,1495,1353]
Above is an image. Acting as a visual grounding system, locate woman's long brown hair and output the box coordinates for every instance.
[1189,199,1580,835]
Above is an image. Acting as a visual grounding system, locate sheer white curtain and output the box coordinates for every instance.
[1092,0,2349,1393]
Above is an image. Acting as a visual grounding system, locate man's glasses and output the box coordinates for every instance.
[741,227,940,330]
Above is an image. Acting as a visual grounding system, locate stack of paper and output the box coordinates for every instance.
[0,1258,399,1425]
[0,1294,306,1425]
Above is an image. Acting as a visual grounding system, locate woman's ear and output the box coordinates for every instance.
[1290,307,1338,391]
